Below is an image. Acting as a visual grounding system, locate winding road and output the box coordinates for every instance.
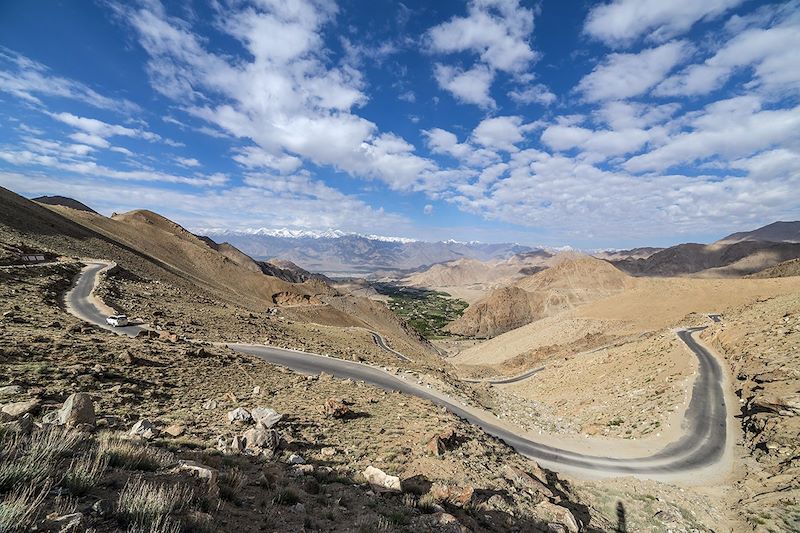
[65,262,731,478]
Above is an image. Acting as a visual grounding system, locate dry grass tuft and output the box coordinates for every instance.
[98,434,174,471]
[0,426,81,493]
[0,483,49,533]
[62,451,108,496]
[219,467,247,503]
[116,477,193,531]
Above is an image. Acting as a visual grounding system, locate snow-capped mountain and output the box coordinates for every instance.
[198,228,535,276]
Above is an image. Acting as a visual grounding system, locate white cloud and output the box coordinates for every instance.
[51,112,160,142]
[584,0,745,47]
[0,135,225,187]
[0,171,411,236]
[68,132,110,149]
[433,63,495,108]
[577,41,688,101]
[656,21,800,96]
[0,49,139,113]
[426,0,536,73]
[175,156,200,168]
[508,84,556,106]
[471,116,535,152]
[120,0,443,193]
[625,97,800,172]
[423,204,433,215]
[423,127,499,167]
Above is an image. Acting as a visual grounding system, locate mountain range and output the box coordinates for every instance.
[201,229,536,276]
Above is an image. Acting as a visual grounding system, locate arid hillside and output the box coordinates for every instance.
[403,251,553,289]
[446,255,629,338]
[0,188,437,365]
[612,221,800,277]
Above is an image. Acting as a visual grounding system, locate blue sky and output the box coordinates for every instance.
[0,0,798,248]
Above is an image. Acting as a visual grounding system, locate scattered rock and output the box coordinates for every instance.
[1,398,40,419]
[129,419,159,439]
[293,464,314,475]
[241,423,280,456]
[654,507,683,525]
[320,447,337,457]
[429,483,474,507]
[535,501,579,533]
[120,351,137,365]
[202,399,218,410]
[252,385,261,396]
[227,407,252,423]
[322,398,352,419]
[363,465,401,492]
[288,453,305,464]
[178,460,219,498]
[426,427,458,456]
[0,385,23,396]
[251,407,282,427]
[163,424,185,437]
[42,393,95,428]
[503,465,552,497]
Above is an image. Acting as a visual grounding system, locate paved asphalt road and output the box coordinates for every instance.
[369,331,411,361]
[66,263,144,338]
[66,263,729,476]
[461,366,546,384]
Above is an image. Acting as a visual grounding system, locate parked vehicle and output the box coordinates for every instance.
[106,314,129,327]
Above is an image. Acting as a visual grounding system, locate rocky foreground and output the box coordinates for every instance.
[0,263,605,532]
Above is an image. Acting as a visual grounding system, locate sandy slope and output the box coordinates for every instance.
[446,255,629,337]
[454,276,800,368]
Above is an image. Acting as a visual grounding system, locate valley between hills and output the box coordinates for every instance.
[2,186,799,532]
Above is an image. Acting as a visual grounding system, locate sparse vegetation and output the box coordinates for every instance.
[116,477,193,531]
[98,434,174,471]
[0,484,49,533]
[61,452,108,496]
[219,467,248,502]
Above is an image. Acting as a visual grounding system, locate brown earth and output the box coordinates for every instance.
[0,262,601,532]
[700,292,800,531]
[446,255,630,338]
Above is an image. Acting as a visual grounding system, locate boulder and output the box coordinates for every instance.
[1,398,40,419]
[227,407,252,423]
[429,483,474,507]
[178,460,219,498]
[288,454,305,464]
[129,419,159,439]
[1,413,33,434]
[251,407,282,428]
[322,398,352,419]
[503,465,552,497]
[202,399,218,410]
[42,393,95,428]
[0,385,23,396]
[163,424,185,437]
[535,501,579,533]
[241,424,280,456]
[363,466,401,492]
[753,394,800,416]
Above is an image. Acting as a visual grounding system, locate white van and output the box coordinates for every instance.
[106,314,129,327]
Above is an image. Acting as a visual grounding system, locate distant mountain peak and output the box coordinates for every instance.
[196,227,419,244]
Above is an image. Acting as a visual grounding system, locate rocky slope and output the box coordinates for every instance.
[446,255,629,338]
[700,293,800,531]
[612,221,800,277]
[717,220,800,244]
[403,251,553,289]
[0,254,602,532]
